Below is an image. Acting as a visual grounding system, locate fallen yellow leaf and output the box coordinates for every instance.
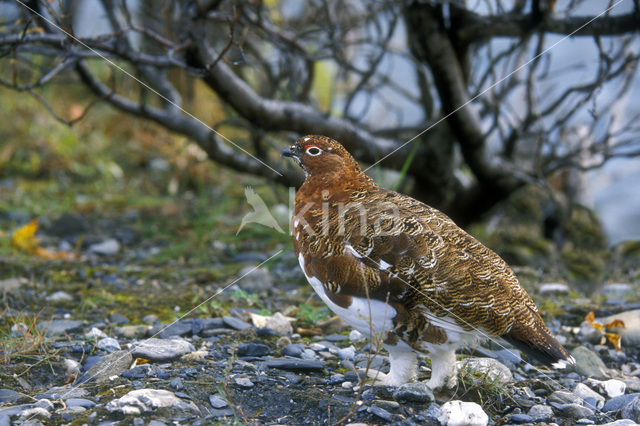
[11,218,40,253]
[11,218,76,260]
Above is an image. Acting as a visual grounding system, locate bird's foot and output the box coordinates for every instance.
[367,368,415,387]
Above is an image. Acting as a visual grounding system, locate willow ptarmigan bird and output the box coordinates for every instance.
[283,135,575,390]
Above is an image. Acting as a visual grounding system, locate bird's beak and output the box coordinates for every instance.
[282,146,297,158]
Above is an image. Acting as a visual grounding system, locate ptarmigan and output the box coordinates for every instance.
[283,135,574,389]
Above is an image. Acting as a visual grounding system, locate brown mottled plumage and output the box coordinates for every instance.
[283,135,574,389]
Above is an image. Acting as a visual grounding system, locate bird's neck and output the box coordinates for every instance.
[295,169,376,213]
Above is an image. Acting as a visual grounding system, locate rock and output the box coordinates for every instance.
[509,413,534,423]
[105,389,199,415]
[46,291,73,302]
[603,393,640,412]
[368,405,392,422]
[317,316,349,334]
[131,338,195,362]
[438,400,488,426]
[0,278,23,294]
[560,403,594,418]
[223,316,252,331]
[457,357,513,384]
[574,383,605,409]
[495,349,522,367]
[337,346,356,361]
[588,378,626,398]
[265,358,325,372]
[151,321,192,338]
[265,312,294,335]
[571,345,610,379]
[40,319,84,336]
[19,407,50,420]
[36,386,89,400]
[235,265,273,292]
[170,378,183,390]
[600,283,634,298]
[0,389,22,403]
[282,344,304,358]
[65,398,96,409]
[621,396,640,423]
[539,282,571,294]
[392,382,435,403]
[209,394,228,409]
[598,420,639,426]
[528,404,554,421]
[349,329,365,342]
[109,312,129,325]
[85,327,107,339]
[236,343,271,357]
[599,310,640,346]
[118,325,148,338]
[88,238,120,255]
[49,213,88,237]
[210,408,235,418]
[76,350,133,384]
[64,358,81,376]
[624,377,640,392]
[234,377,254,388]
[549,390,583,405]
[96,337,121,353]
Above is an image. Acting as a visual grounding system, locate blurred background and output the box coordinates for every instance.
[1,0,639,303]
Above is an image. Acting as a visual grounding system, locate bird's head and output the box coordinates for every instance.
[282,135,363,179]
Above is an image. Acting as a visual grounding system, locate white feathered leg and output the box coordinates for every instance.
[368,344,418,386]
[426,349,458,390]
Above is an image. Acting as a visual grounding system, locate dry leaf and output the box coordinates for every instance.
[11,218,40,253]
[585,311,625,351]
[11,218,75,260]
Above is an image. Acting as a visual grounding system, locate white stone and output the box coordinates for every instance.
[438,400,488,426]
[47,291,73,302]
[588,378,627,398]
[574,383,605,409]
[85,327,108,339]
[539,282,571,294]
[266,312,294,336]
[349,329,365,342]
[106,389,199,415]
[97,337,121,353]
[88,238,120,255]
[456,357,513,384]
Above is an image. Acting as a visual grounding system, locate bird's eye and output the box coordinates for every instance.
[305,146,322,156]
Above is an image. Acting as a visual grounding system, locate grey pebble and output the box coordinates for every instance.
[96,337,121,353]
[528,404,554,421]
[65,398,96,409]
[509,413,534,423]
[621,396,640,423]
[0,389,22,403]
[236,342,271,357]
[209,408,235,418]
[548,390,583,405]
[368,405,392,422]
[170,378,184,391]
[40,319,84,336]
[234,377,254,388]
[131,338,194,362]
[209,394,228,409]
[603,393,640,412]
[560,403,594,418]
[151,321,192,338]
[265,358,325,371]
[223,316,252,331]
[392,382,435,403]
[282,343,304,357]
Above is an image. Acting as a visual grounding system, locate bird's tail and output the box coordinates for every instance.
[504,319,575,369]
